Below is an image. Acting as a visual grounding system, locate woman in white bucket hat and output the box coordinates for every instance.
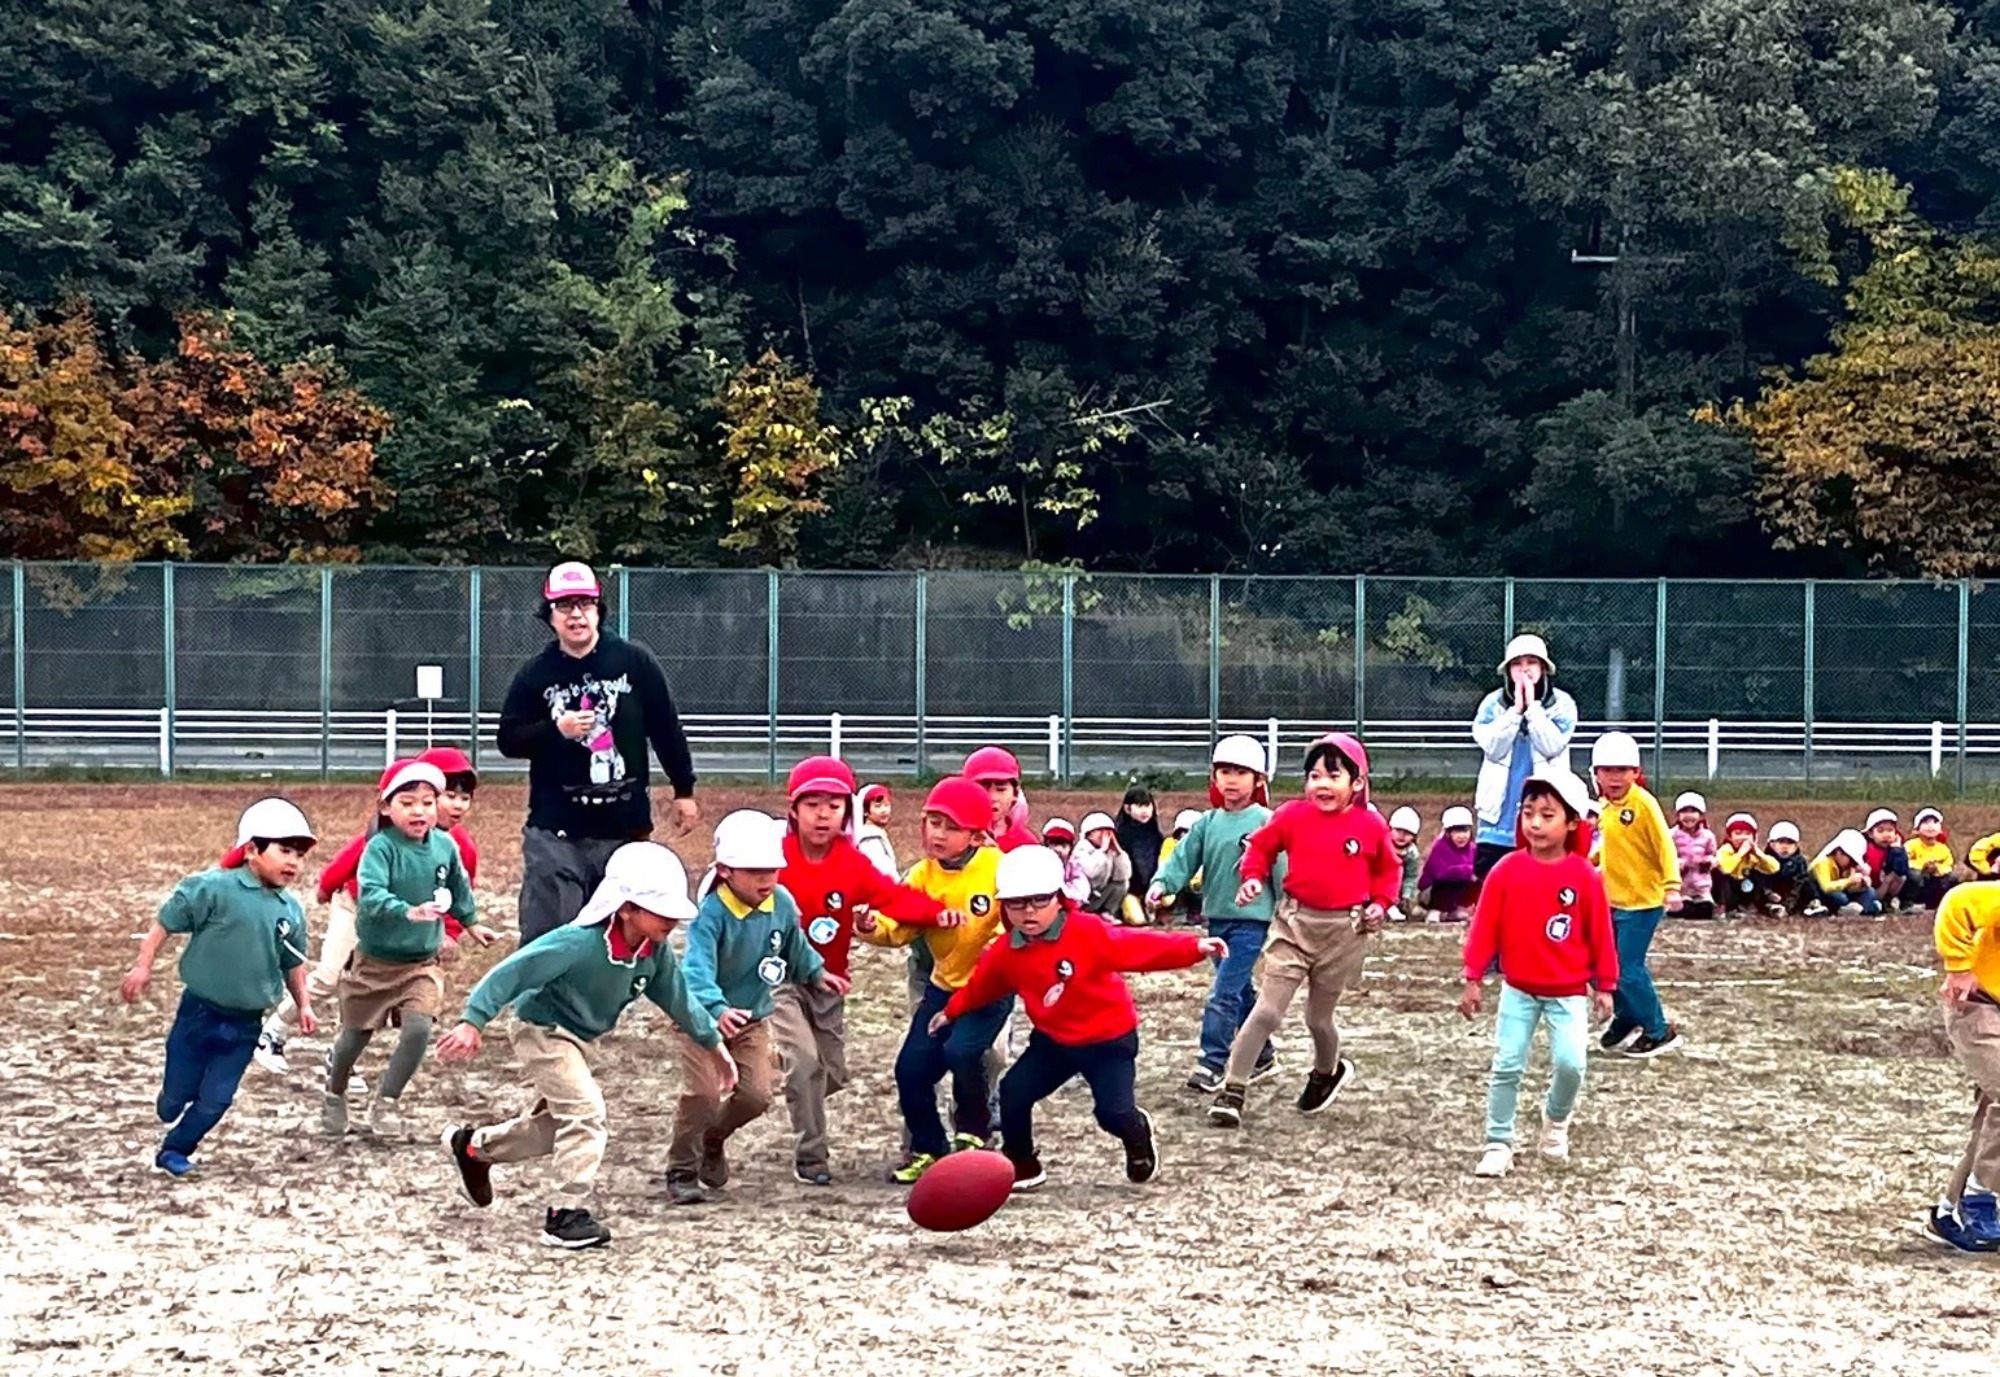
[1470,634,1578,880]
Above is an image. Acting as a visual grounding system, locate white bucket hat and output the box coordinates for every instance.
[712,810,787,869]
[1675,792,1707,816]
[1441,805,1474,831]
[996,845,1067,901]
[1499,633,1555,675]
[236,798,316,845]
[572,842,697,928]
[1211,734,1268,776]
[1530,765,1593,821]
[1769,821,1801,844]
[1590,731,1642,770]
[1821,829,1869,864]
[1388,806,1421,834]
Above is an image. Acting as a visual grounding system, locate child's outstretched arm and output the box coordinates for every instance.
[856,866,955,929]
[1098,922,1214,974]
[933,944,1015,1032]
[1457,871,1505,1019]
[121,920,175,1003]
[1237,812,1286,906]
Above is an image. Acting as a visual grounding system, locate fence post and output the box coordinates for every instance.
[385,708,398,766]
[1958,578,1970,792]
[1933,721,1945,779]
[1353,575,1367,734]
[1208,574,1221,749]
[11,562,24,773]
[766,571,780,784]
[914,572,928,777]
[1503,577,1516,641]
[1047,715,1061,776]
[161,563,176,779]
[1803,581,1816,785]
[1266,716,1279,777]
[617,566,631,640]
[830,711,842,760]
[1061,574,1075,782]
[319,567,333,781]
[1651,578,1666,780]
[466,567,482,771]
[1707,718,1719,781]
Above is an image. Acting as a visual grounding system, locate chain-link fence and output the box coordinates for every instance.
[6,562,1997,784]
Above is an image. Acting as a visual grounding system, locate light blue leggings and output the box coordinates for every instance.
[1485,984,1588,1145]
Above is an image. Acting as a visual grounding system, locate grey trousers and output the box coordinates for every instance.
[518,829,628,946]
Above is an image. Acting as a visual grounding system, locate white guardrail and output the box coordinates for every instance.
[0,709,1994,779]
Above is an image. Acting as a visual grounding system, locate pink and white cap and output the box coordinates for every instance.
[544,561,601,602]
[379,759,448,801]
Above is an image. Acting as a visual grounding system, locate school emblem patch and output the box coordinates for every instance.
[807,916,839,947]
[1056,959,1075,979]
[826,891,844,912]
[970,894,993,917]
[767,931,784,951]
[632,975,650,995]
[757,956,788,986]
[1619,809,1635,826]
[1558,887,1576,906]
[1545,912,1573,942]
[1343,839,1360,856]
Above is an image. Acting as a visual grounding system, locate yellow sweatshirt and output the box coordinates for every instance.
[1717,840,1780,879]
[863,846,1004,991]
[1935,882,2000,1000]
[1809,855,1867,894]
[1596,785,1681,910]
[1908,836,1956,877]
[1968,832,2000,877]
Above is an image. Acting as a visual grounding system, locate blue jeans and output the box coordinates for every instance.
[157,991,263,1156]
[1198,919,1274,1071]
[999,1029,1144,1165]
[1607,906,1667,1041]
[897,984,1014,1158]
[1827,885,1883,915]
[1486,985,1588,1144]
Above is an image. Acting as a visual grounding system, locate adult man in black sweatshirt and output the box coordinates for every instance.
[498,561,700,944]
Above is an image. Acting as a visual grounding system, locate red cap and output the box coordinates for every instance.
[378,758,447,801]
[923,777,994,831]
[417,745,477,783]
[787,755,857,802]
[1304,731,1371,806]
[963,746,1022,783]
[859,783,891,809]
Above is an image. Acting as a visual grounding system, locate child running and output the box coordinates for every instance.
[863,776,1009,1182]
[120,799,319,1176]
[1209,732,1400,1127]
[1419,807,1479,922]
[777,756,959,1185]
[1458,767,1618,1178]
[1921,880,2000,1252]
[667,810,846,1205]
[1716,813,1783,918]
[437,842,732,1249]
[1671,793,1719,921]
[931,845,1226,1190]
[965,746,1039,851]
[1908,809,1958,912]
[324,759,492,1140]
[1589,731,1683,1058]
[1146,734,1278,1092]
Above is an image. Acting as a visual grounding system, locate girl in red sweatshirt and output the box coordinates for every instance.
[1457,765,1618,1178]
[933,845,1222,1190]
[1210,732,1401,1127]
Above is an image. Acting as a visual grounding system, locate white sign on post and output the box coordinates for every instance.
[416,665,444,746]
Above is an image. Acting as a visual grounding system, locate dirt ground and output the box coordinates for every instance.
[2,781,1997,1376]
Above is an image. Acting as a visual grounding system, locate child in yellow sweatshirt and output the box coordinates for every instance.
[1907,808,1959,911]
[1588,733,1682,1059]
[1922,882,2000,1251]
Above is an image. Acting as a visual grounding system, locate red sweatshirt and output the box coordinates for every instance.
[1461,850,1619,998]
[1241,800,1401,910]
[307,825,481,939]
[994,820,1039,853]
[943,907,1206,1045]
[781,833,945,980]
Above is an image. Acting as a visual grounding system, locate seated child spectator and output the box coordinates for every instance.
[857,784,897,878]
[1672,793,1719,921]
[1075,812,1133,921]
[1803,829,1882,917]
[1767,821,1809,912]
[1388,807,1423,920]
[1716,813,1783,918]
[1154,809,1204,924]
[1418,807,1479,922]
[1116,787,1166,925]
[1864,809,1913,911]
[1907,808,1959,912]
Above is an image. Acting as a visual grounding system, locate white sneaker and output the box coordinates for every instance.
[1475,1143,1514,1178]
[320,1092,349,1139]
[1538,1116,1571,1162]
[369,1097,404,1141]
[252,1031,289,1076]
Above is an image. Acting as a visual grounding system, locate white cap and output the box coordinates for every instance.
[379,760,448,801]
[1388,806,1421,834]
[712,810,787,869]
[1725,812,1757,834]
[1916,807,1944,827]
[1211,734,1268,776]
[544,560,601,601]
[1080,811,1117,836]
[1441,805,1474,831]
[1864,808,1898,831]
[1824,828,1869,864]
[1675,792,1707,816]
[1590,731,1642,770]
[1769,821,1801,844]
[1530,765,1593,821]
[1172,808,1203,834]
[236,798,316,845]
[1500,633,1555,675]
[995,845,1067,900]
[573,842,697,927]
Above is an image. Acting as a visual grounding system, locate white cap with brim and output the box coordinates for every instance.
[1388,806,1421,834]
[572,842,697,928]
[996,845,1067,901]
[1725,813,1757,834]
[1769,821,1801,844]
[1590,732,1642,770]
[1500,633,1555,675]
[1675,792,1707,816]
[1821,828,1870,865]
[1172,808,1203,834]
[1916,808,1944,828]
[236,798,316,846]
[1080,811,1117,836]
[1042,817,1077,841]
[1865,808,1898,831]
[712,810,787,870]
[1211,734,1268,776]
[1441,806,1474,831]
[380,760,448,801]
[544,560,601,602]
[1528,765,1592,822]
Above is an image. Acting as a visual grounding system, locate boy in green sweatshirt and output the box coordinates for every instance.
[1146,735,1281,1092]
[438,842,729,1250]
[666,811,848,1204]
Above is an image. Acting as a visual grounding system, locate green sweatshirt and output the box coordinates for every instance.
[357,827,477,962]
[460,922,721,1047]
[682,884,824,1019]
[159,867,310,1013]
[1152,804,1279,922]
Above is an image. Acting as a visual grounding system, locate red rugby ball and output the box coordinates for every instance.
[906,1149,1016,1232]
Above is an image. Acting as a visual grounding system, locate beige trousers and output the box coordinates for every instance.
[1945,997,2000,1204]
[470,1022,608,1206]
[1225,900,1370,1085]
[771,984,850,1170]
[667,1021,776,1172]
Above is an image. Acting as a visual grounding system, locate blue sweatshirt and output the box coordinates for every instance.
[681,883,825,1021]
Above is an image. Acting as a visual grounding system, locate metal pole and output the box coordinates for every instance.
[1208,575,1222,749]
[1353,575,1367,734]
[467,566,483,770]
[12,562,24,773]
[913,573,928,776]
[161,563,176,779]
[1652,578,1666,779]
[766,571,780,784]
[1060,574,1075,783]
[617,566,631,640]
[1958,578,1970,792]
[319,568,333,780]
[1503,577,1515,641]
[1803,581,1816,785]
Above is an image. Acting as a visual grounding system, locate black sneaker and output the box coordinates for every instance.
[1208,1084,1246,1127]
[793,1163,833,1187]
[441,1126,492,1208]
[1123,1109,1159,1184]
[1185,1065,1224,1093]
[664,1169,706,1206]
[1009,1153,1047,1193]
[1247,1055,1280,1085]
[542,1207,611,1249]
[1622,1025,1684,1059]
[1297,1058,1355,1114]
[696,1131,730,1188]
[1599,1024,1640,1052]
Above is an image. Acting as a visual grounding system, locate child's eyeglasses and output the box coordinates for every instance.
[1001,894,1059,913]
